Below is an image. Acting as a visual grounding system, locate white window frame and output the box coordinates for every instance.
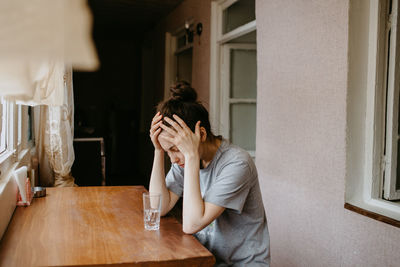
[0,98,9,156]
[347,0,400,223]
[220,43,257,157]
[210,0,256,155]
[164,21,194,100]
[0,100,33,175]
[0,99,34,240]
[383,0,400,200]
[17,104,22,149]
[0,100,15,165]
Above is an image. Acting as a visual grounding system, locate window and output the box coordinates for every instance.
[0,98,8,155]
[210,0,257,156]
[164,23,194,99]
[382,0,400,200]
[17,104,22,147]
[0,99,32,169]
[346,0,400,225]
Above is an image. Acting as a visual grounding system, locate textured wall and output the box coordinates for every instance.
[256,0,400,266]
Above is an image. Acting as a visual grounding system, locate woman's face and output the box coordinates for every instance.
[158,131,186,168]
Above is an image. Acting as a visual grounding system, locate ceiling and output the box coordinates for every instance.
[88,0,184,36]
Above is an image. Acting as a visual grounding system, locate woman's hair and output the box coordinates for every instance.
[157,81,216,140]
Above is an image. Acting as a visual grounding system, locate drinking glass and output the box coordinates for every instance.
[143,193,162,230]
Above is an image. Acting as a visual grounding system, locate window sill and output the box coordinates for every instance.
[0,162,19,240]
[0,147,34,240]
[345,198,400,228]
[0,150,14,165]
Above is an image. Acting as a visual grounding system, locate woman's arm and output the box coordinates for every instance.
[161,115,225,234]
[182,155,225,234]
[148,112,179,216]
[148,149,179,216]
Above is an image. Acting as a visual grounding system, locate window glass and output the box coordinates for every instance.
[230,103,256,151]
[230,48,257,98]
[223,0,255,34]
[0,98,7,154]
[28,106,33,142]
[176,47,192,83]
[397,142,400,190]
[17,105,22,146]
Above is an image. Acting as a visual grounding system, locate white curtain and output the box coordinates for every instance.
[34,66,76,187]
[0,0,98,186]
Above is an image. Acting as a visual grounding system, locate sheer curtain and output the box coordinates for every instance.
[34,66,76,187]
[0,0,98,187]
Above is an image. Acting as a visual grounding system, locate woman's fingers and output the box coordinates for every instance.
[151,112,162,126]
[159,133,174,144]
[150,121,162,135]
[160,122,177,136]
[172,115,190,131]
[153,128,162,138]
[163,117,184,132]
[195,121,201,137]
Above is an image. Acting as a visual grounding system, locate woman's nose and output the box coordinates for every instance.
[170,155,179,164]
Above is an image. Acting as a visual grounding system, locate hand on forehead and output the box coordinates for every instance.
[159,130,174,140]
[158,130,175,151]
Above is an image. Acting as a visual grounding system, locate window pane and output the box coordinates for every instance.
[28,106,33,141]
[230,48,257,98]
[223,0,255,34]
[230,103,256,151]
[397,139,400,190]
[0,99,6,153]
[176,48,192,83]
[17,105,22,145]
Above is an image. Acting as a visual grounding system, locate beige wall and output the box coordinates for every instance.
[164,0,211,106]
[256,0,400,266]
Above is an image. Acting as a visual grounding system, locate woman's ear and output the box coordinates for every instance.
[200,127,207,142]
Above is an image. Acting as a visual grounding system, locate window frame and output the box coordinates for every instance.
[0,98,9,156]
[346,0,400,225]
[0,99,15,165]
[220,43,257,157]
[164,21,194,100]
[382,0,400,200]
[0,100,33,178]
[210,0,257,156]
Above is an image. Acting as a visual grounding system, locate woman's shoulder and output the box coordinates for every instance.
[216,140,256,173]
[219,139,253,163]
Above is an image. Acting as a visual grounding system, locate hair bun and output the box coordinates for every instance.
[170,81,197,102]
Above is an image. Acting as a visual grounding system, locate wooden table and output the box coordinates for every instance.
[0,186,215,266]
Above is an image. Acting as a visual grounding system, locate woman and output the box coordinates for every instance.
[149,81,270,266]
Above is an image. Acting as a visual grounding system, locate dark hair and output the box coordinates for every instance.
[157,81,216,140]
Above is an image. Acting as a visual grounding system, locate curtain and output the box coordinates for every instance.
[34,66,76,187]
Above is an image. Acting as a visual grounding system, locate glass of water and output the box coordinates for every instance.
[143,193,162,230]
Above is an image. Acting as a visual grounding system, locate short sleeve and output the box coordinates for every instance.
[165,163,184,197]
[203,160,253,214]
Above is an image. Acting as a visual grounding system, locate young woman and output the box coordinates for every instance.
[149,81,270,266]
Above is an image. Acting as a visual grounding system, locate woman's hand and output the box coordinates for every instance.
[161,115,201,158]
[149,112,163,151]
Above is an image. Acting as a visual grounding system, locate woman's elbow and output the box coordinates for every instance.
[182,223,200,234]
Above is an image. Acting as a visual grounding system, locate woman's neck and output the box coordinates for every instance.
[200,137,221,169]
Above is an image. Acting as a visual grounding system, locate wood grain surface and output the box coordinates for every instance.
[0,186,215,267]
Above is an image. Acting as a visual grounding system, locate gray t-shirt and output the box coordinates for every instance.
[166,139,270,266]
